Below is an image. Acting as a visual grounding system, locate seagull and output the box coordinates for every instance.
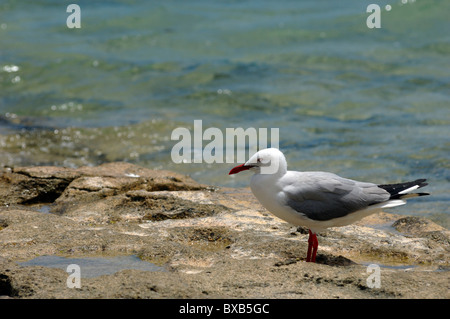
[228,148,429,262]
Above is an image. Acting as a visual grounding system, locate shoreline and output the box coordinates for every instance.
[0,162,448,298]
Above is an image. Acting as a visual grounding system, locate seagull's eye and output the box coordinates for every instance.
[257,158,262,163]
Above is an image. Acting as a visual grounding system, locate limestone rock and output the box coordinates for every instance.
[0,163,448,299]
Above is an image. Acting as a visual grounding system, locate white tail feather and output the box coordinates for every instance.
[398,185,420,194]
[372,199,406,209]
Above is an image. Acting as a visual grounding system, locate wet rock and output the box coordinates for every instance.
[0,162,207,207]
[315,254,357,267]
[136,191,229,221]
[392,216,447,236]
[0,163,448,299]
[0,166,75,205]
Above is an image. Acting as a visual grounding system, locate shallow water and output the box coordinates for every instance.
[0,1,448,227]
[360,261,417,271]
[18,255,165,278]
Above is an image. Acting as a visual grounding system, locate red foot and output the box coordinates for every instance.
[306,230,319,262]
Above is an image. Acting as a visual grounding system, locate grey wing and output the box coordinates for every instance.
[282,172,390,221]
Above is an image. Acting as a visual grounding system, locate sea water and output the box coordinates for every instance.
[0,1,448,227]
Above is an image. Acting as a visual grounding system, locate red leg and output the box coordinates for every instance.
[306,230,313,262]
[311,233,318,263]
[306,230,318,263]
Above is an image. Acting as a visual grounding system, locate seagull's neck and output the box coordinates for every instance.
[272,159,287,178]
[250,164,287,212]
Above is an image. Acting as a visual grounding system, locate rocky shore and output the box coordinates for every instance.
[0,162,448,299]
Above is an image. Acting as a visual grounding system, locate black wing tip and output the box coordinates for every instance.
[418,192,430,196]
[414,179,428,188]
[378,178,430,199]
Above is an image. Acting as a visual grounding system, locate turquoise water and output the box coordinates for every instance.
[0,1,449,227]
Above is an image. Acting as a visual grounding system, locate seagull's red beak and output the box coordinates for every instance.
[228,163,252,175]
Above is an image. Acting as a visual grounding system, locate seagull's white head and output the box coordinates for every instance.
[228,148,287,176]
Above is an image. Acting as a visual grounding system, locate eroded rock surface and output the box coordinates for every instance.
[0,163,448,299]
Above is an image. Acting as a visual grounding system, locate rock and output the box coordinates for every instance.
[0,162,207,206]
[0,166,75,205]
[0,163,448,299]
[392,216,447,235]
